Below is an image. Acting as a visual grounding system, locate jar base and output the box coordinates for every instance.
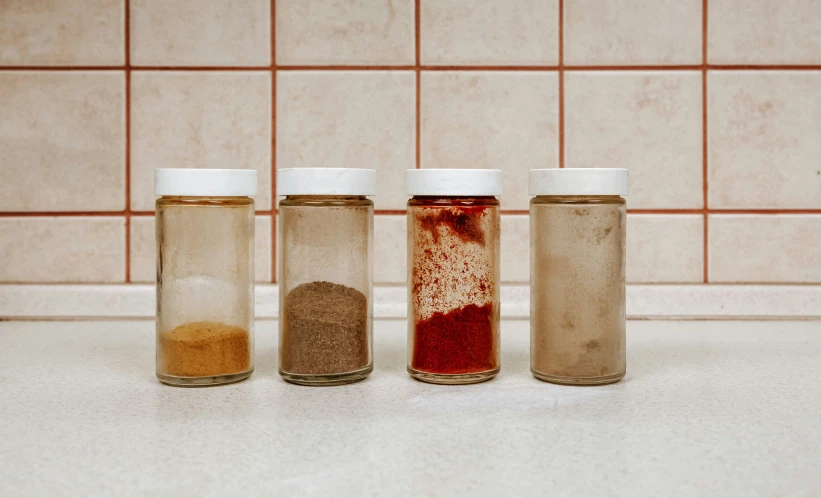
[157,369,253,387]
[407,366,500,385]
[531,370,624,386]
[280,365,373,386]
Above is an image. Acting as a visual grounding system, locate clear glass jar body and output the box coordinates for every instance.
[155,196,255,386]
[279,195,374,386]
[407,196,501,384]
[530,195,626,385]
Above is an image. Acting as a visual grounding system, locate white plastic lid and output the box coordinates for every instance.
[277,168,376,195]
[529,168,629,196]
[405,169,503,196]
[155,168,257,196]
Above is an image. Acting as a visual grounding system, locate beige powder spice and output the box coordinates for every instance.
[531,200,626,382]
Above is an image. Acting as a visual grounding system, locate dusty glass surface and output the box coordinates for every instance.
[530,195,626,385]
[278,195,374,386]
[155,196,255,386]
[407,196,501,385]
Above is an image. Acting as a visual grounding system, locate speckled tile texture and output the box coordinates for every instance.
[3,0,821,285]
[0,319,819,496]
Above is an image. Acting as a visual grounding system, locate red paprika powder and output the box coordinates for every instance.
[411,303,495,374]
[405,168,502,385]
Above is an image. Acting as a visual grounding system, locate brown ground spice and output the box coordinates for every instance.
[159,321,250,377]
[281,281,369,375]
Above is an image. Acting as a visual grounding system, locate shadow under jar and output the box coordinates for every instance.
[278,168,375,386]
[529,168,628,386]
[406,169,502,385]
[155,168,257,387]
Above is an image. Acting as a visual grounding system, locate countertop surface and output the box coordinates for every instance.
[1,319,820,497]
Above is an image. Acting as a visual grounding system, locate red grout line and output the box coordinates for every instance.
[132,66,273,71]
[558,0,564,169]
[423,65,560,71]
[564,65,701,71]
[628,209,704,214]
[709,209,821,214]
[0,66,128,71]
[708,64,821,70]
[415,0,421,170]
[0,210,278,217]
[279,65,416,71]
[702,0,709,284]
[6,64,821,72]
[124,0,132,283]
[0,212,129,217]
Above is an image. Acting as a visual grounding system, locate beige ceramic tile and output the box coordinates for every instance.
[128,216,154,282]
[420,0,558,65]
[0,217,125,283]
[501,215,529,283]
[421,72,558,210]
[277,71,414,210]
[276,0,414,65]
[0,0,124,65]
[708,71,821,209]
[564,72,703,209]
[709,215,821,283]
[130,0,270,66]
[130,215,272,283]
[627,215,703,283]
[130,71,272,211]
[564,0,702,65]
[374,215,407,284]
[709,0,821,64]
[0,72,125,211]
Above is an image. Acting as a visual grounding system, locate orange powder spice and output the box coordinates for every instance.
[159,321,250,377]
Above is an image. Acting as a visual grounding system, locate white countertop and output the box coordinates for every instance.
[1,319,820,497]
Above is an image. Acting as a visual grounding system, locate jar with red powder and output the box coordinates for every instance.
[405,169,502,384]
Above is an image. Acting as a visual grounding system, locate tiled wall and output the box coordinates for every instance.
[1,0,820,285]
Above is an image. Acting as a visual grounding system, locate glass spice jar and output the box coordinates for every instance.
[529,168,628,385]
[406,169,502,385]
[278,168,375,386]
[154,168,257,386]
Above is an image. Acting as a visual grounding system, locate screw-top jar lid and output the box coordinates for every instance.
[277,168,376,195]
[405,169,503,196]
[529,168,629,196]
[155,168,258,196]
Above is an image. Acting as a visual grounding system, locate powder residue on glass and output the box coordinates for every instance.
[409,201,500,375]
[530,201,626,380]
[280,281,370,375]
[159,321,251,377]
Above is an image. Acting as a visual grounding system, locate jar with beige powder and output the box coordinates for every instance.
[529,168,628,385]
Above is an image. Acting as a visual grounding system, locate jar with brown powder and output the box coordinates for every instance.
[278,168,375,386]
[155,168,256,386]
[529,168,628,385]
